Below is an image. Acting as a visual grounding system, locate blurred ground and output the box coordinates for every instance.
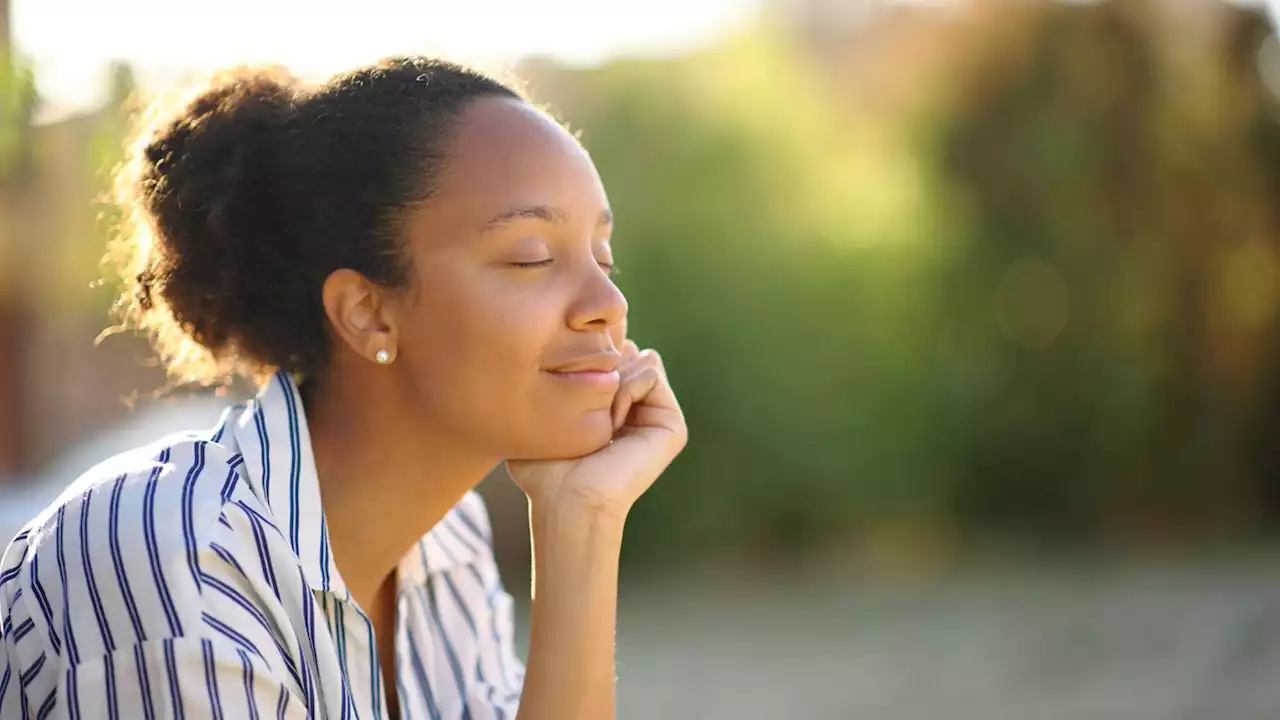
[596,554,1280,719]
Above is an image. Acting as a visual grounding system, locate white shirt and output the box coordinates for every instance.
[0,371,525,719]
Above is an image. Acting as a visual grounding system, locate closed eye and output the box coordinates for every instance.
[509,259,618,275]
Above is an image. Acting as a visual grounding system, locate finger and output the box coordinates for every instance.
[616,343,653,379]
[621,351,685,447]
[619,339,641,363]
[612,365,660,430]
[615,351,676,416]
[612,367,657,430]
[632,349,680,415]
[612,350,657,430]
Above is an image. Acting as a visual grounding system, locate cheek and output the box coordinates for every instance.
[401,269,615,458]
[403,275,551,414]
[413,280,548,384]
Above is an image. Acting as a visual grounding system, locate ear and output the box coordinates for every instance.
[321,268,398,365]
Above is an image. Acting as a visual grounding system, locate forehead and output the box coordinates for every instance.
[410,96,608,241]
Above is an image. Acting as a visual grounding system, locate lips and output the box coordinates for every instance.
[545,353,622,391]
[547,353,621,374]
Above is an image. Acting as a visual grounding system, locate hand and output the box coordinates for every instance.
[507,340,688,519]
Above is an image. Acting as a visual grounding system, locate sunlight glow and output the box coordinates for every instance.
[14,0,760,122]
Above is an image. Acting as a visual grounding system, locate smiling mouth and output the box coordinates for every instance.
[544,368,621,391]
[544,351,622,390]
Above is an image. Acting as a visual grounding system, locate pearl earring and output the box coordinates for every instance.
[375,349,391,365]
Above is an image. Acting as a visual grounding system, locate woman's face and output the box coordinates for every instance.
[391,96,627,460]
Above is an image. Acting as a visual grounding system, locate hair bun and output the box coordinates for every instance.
[125,67,301,383]
[143,67,298,238]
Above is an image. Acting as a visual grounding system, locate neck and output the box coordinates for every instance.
[303,373,499,611]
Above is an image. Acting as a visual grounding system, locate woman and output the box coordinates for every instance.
[0,57,686,720]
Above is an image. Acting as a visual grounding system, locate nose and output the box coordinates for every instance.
[567,264,628,336]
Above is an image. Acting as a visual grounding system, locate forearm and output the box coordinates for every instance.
[516,499,625,720]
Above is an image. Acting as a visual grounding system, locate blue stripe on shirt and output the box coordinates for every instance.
[104,646,119,720]
[135,643,157,720]
[296,568,317,716]
[0,661,11,711]
[220,465,239,503]
[80,490,116,653]
[0,562,21,590]
[237,648,261,720]
[109,474,147,643]
[235,502,282,601]
[144,448,183,636]
[55,505,81,665]
[163,639,184,720]
[276,373,303,559]
[202,638,225,720]
[200,614,267,667]
[198,572,273,634]
[404,611,443,720]
[182,442,209,593]
[275,684,289,720]
[12,617,33,642]
[34,686,56,720]
[425,579,472,720]
[63,659,78,720]
[253,403,272,498]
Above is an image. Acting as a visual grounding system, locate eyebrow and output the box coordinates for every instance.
[479,205,613,234]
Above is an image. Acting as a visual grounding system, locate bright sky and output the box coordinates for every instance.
[14,0,762,121]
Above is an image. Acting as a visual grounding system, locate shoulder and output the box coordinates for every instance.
[454,490,495,545]
[405,491,498,580]
[1,429,246,660]
[11,429,245,560]
[444,490,496,561]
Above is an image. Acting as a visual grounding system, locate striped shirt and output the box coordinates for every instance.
[0,371,525,719]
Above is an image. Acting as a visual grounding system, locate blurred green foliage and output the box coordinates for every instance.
[533,35,962,560]
[0,51,37,182]
[522,1,1280,565]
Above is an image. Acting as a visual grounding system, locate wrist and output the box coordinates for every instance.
[527,485,631,527]
[527,495,625,602]
[528,494,626,546]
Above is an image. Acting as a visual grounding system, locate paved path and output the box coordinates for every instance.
[527,554,1280,719]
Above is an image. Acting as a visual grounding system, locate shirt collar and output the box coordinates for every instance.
[396,493,494,595]
[226,371,482,598]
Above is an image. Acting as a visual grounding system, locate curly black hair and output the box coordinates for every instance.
[105,57,523,386]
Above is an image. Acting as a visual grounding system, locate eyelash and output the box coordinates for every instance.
[510,259,619,276]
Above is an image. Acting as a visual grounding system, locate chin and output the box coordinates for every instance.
[520,409,614,460]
